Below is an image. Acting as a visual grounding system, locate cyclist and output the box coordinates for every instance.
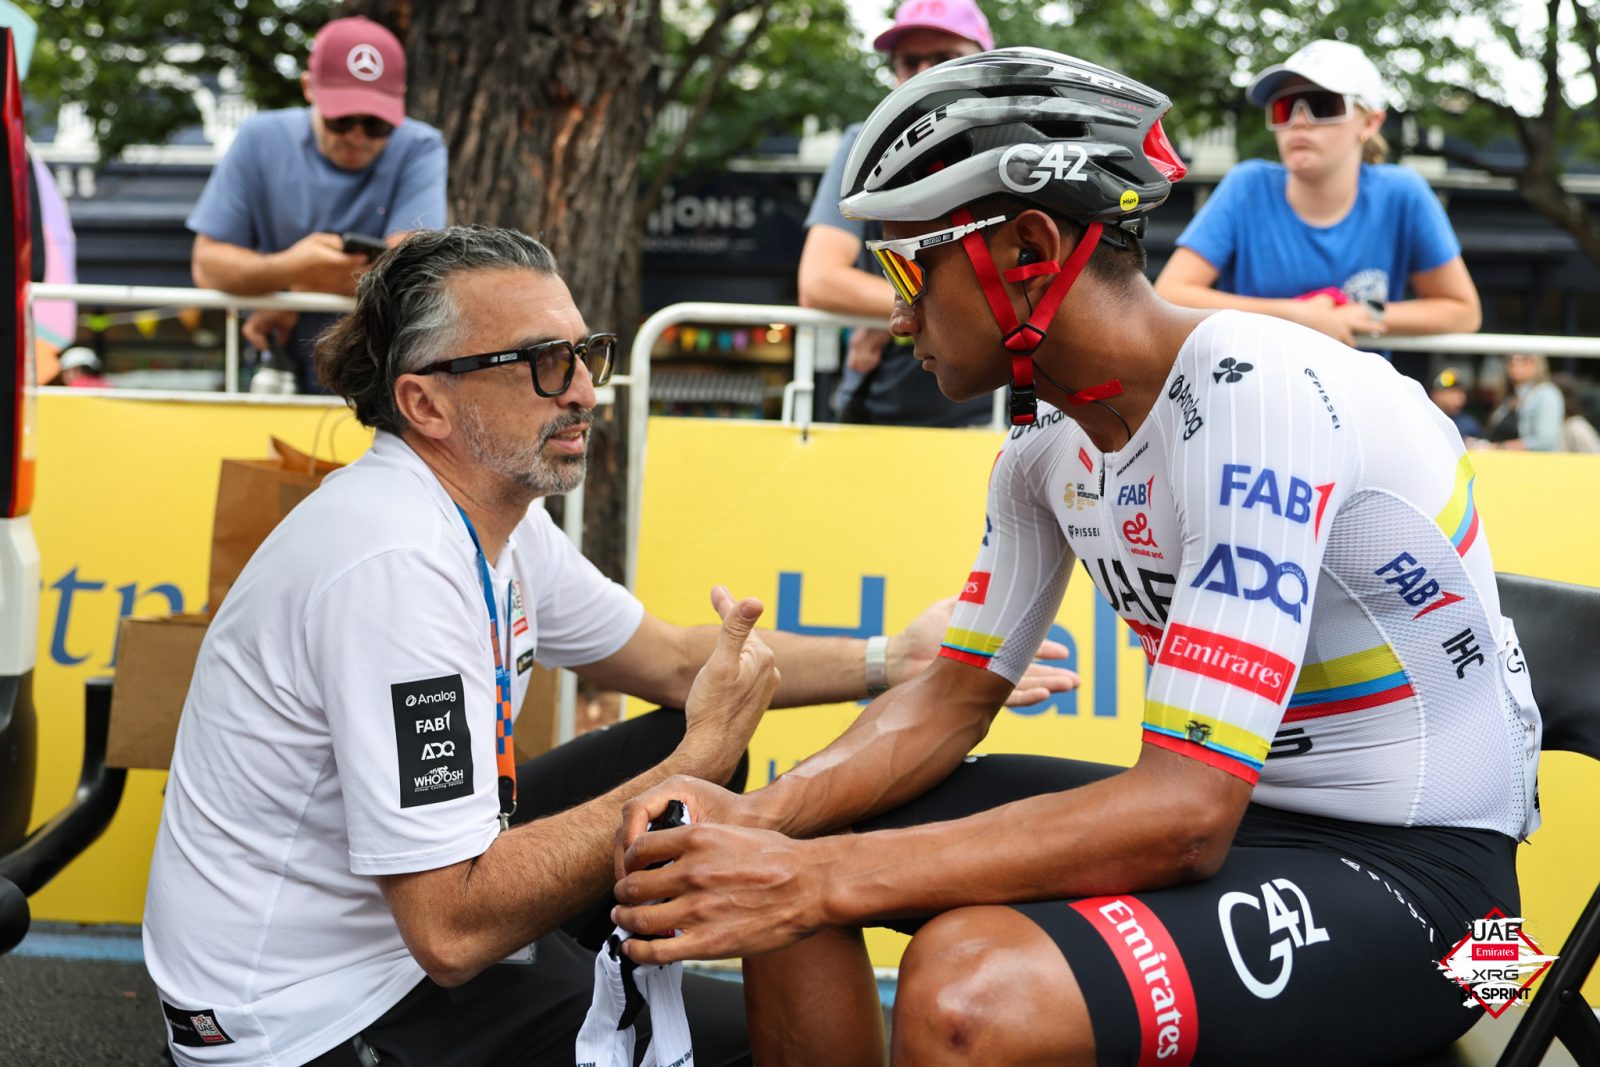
[611,49,1541,1066]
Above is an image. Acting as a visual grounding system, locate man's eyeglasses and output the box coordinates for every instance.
[865,214,1008,305]
[323,114,397,139]
[1265,88,1355,131]
[418,334,617,397]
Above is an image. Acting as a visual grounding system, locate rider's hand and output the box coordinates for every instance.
[846,327,889,374]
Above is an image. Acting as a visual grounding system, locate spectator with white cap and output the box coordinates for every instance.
[797,0,996,425]
[1155,39,1481,349]
[188,15,447,392]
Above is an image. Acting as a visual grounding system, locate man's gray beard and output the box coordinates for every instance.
[459,403,591,496]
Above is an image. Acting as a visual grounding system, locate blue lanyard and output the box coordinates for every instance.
[456,505,517,829]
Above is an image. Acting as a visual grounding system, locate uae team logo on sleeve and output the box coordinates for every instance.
[391,674,474,807]
[1437,908,1558,1016]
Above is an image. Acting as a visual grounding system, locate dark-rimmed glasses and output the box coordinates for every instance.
[1265,89,1355,131]
[418,334,617,397]
[323,114,396,139]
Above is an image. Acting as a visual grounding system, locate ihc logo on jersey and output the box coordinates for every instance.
[1437,908,1557,1017]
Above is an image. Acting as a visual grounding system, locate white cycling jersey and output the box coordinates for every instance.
[943,311,1541,838]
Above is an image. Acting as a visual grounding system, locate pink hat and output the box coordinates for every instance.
[873,0,994,55]
[308,17,407,126]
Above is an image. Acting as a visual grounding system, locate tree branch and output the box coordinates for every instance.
[657,0,765,109]
[639,2,775,223]
[1574,0,1600,120]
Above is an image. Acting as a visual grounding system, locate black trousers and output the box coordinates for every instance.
[306,709,751,1067]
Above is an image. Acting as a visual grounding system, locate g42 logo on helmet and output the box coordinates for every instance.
[999,143,1090,193]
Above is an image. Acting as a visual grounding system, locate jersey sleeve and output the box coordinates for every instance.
[519,507,645,668]
[1144,338,1357,783]
[386,126,449,234]
[303,548,502,876]
[1402,169,1462,276]
[186,119,264,246]
[939,440,1075,686]
[1172,161,1252,273]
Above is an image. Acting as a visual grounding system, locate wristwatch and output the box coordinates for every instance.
[865,635,890,698]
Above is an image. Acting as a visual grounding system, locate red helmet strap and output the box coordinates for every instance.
[951,208,1118,424]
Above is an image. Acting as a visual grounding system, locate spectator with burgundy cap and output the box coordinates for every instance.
[1155,39,1480,355]
[798,0,996,425]
[188,15,447,392]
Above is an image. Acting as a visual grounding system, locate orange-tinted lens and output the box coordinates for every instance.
[872,248,924,304]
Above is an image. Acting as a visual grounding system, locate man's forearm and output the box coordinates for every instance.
[748,665,1001,838]
[192,240,288,296]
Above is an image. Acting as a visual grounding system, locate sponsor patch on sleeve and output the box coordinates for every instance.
[391,673,474,808]
[960,570,991,604]
[516,649,535,676]
[161,1000,235,1047]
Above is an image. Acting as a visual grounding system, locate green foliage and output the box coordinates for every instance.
[22,0,335,159]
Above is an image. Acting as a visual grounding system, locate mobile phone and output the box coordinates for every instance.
[340,231,389,260]
[647,800,689,838]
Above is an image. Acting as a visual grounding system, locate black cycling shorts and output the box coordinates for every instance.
[858,754,1520,1067]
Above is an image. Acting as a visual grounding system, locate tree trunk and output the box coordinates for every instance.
[342,0,661,584]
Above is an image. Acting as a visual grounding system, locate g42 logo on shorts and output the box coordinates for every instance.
[999,142,1089,193]
[1375,552,1463,620]
[1219,877,1331,999]
[1191,543,1310,623]
[1219,464,1335,538]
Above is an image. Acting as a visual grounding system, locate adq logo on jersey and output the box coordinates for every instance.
[1219,464,1335,538]
[1219,877,1331,999]
[1190,543,1310,623]
[1375,552,1463,620]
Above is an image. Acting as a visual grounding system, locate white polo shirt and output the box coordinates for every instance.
[143,431,644,1066]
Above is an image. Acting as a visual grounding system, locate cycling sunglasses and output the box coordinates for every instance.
[1265,88,1356,130]
[322,114,397,139]
[866,214,1009,305]
[418,333,617,397]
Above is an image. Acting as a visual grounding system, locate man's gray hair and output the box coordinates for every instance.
[316,226,560,436]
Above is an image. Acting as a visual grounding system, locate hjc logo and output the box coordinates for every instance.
[1219,464,1335,538]
[1219,877,1331,999]
[1191,543,1310,622]
[420,740,456,760]
[1375,552,1463,620]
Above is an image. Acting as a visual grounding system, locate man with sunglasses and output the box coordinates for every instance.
[1155,39,1480,356]
[797,0,995,425]
[143,227,1074,1066]
[188,16,447,392]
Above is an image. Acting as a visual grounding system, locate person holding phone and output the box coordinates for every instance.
[187,16,447,392]
[1154,40,1480,354]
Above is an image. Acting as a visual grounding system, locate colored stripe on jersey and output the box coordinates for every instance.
[1143,702,1267,781]
[1286,644,1415,721]
[939,626,1005,668]
[1434,453,1481,557]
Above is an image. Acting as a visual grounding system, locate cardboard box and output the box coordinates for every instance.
[107,613,563,771]
[107,614,210,770]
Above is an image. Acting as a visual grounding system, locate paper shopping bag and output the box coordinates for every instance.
[207,437,343,610]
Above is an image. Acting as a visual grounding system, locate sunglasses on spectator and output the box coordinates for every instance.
[1265,88,1356,130]
[418,334,617,397]
[893,49,967,78]
[322,114,396,139]
[866,214,1008,305]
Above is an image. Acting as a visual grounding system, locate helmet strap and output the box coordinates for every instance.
[951,208,1121,424]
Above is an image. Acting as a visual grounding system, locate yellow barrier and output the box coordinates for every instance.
[635,417,1600,987]
[26,398,1600,999]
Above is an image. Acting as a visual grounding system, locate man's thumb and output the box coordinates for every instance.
[718,597,763,648]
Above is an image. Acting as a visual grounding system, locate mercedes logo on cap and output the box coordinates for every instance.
[346,43,384,81]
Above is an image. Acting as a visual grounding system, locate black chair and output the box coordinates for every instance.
[0,677,127,955]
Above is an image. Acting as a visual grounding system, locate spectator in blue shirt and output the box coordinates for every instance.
[188,16,447,392]
[1154,40,1480,349]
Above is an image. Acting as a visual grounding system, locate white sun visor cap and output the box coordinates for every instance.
[1245,40,1389,113]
